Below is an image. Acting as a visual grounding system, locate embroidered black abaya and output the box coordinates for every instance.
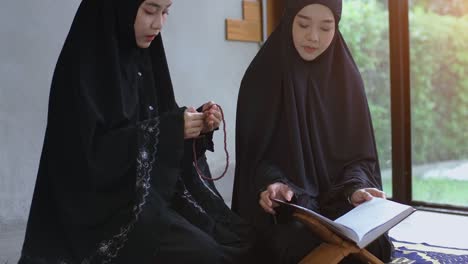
[19,0,253,263]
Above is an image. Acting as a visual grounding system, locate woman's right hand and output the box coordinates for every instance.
[184,107,205,139]
[259,182,294,215]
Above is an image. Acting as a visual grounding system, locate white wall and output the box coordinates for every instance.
[0,0,82,224]
[164,0,260,202]
[0,0,259,224]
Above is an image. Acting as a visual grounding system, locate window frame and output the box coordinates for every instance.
[388,0,468,215]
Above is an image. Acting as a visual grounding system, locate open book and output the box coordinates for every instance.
[273,197,415,249]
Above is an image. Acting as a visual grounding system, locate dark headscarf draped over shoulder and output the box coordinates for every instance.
[232,0,382,225]
[21,0,177,262]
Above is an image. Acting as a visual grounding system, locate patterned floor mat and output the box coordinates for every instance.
[390,239,468,264]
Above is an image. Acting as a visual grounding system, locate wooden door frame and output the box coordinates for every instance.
[266,0,285,37]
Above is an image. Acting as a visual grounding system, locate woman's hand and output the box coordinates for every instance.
[184,107,205,139]
[200,101,222,134]
[259,182,294,215]
[349,188,386,207]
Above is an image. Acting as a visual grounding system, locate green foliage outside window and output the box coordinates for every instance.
[341,0,468,169]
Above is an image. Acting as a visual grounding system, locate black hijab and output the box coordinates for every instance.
[21,0,178,262]
[232,0,382,225]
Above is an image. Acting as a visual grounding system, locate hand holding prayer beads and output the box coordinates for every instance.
[200,101,222,134]
[184,102,222,139]
[184,107,205,139]
[193,103,229,181]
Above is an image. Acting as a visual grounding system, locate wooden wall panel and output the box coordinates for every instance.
[226,0,262,42]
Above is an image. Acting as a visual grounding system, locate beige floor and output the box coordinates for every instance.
[389,210,468,249]
[0,221,25,263]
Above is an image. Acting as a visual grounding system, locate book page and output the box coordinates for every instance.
[334,198,415,247]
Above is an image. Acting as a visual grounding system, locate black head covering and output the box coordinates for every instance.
[232,0,382,226]
[21,0,178,262]
[286,0,343,22]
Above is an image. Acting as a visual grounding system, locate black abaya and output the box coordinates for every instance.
[19,0,253,263]
[232,0,393,263]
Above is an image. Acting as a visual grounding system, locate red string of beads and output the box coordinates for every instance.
[192,105,229,181]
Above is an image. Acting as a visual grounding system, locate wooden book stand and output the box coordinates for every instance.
[294,211,384,264]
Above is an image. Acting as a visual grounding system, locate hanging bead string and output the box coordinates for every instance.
[192,104,229,181]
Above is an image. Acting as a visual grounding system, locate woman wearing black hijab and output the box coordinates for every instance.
[19,0,253,263]
[232,0,393,263]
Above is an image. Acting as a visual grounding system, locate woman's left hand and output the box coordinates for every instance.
[349,188,386,207]
[200,101,222,133]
